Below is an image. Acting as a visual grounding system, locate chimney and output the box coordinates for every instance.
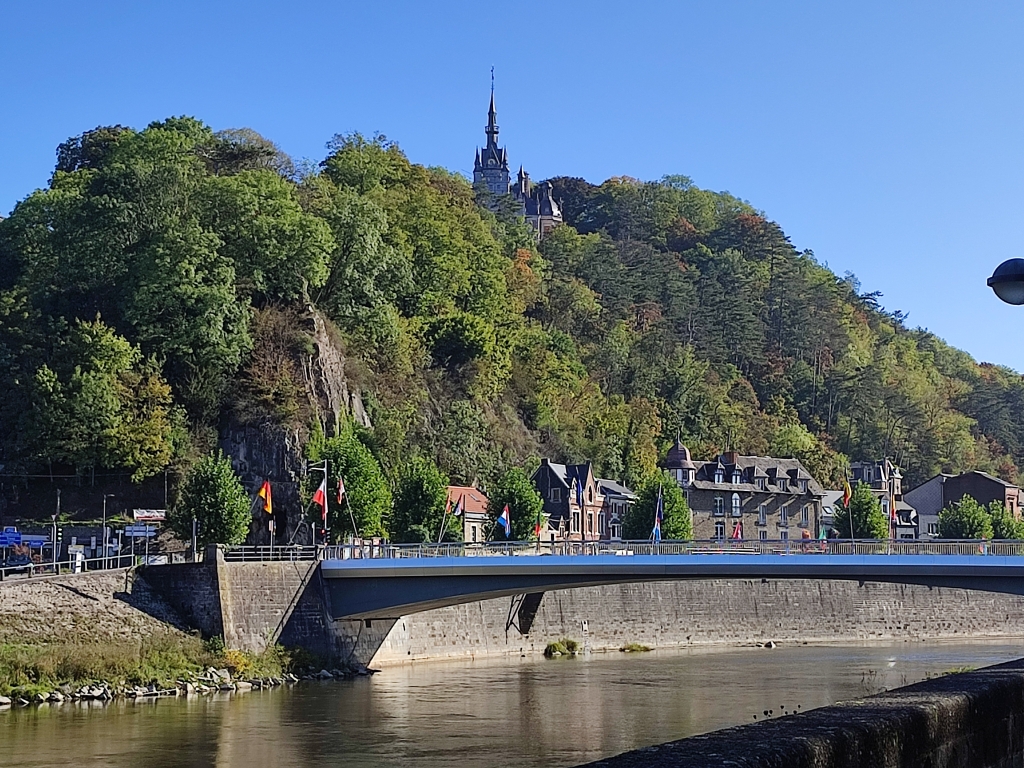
[723,451,739,465]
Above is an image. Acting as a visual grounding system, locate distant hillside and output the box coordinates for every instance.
[0,118,1021,531]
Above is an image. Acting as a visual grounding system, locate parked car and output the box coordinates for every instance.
[2,553,31,574]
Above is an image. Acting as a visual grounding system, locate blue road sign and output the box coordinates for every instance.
[0,531,22,546]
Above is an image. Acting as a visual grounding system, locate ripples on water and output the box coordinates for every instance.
[3,641,1021,768]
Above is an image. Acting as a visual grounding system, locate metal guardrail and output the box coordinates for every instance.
[320,539,1024,561]
[221,545,319,562]
[0,553,138,582]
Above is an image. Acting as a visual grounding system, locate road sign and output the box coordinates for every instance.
[124,525,157,538]
[0,531,22,547]
[133,509,166,522]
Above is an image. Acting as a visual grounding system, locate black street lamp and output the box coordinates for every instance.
[988,259,1024,305]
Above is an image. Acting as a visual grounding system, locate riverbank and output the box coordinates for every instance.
[0,568,378,703]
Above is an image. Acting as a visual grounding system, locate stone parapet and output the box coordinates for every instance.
[578,659,1024,768]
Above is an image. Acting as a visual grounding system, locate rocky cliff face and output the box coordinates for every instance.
[220,309,370,545]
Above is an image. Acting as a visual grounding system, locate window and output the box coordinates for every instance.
[588,488,593,503]
[732,471,742,484]
[864,466,873,482]
[572,511,580,532]
[759,529,768,541]
[714,521,725,539]
[551,487,561,502]
[778,478,788,492]
[714,496,725,516]
[471,525,478,542]
[780,506,789,526]
[714,469,724,484]
[801,505,809,526]
[779,530,789,541]
[928,523,939,535]
[731,493,741,517]
[587,513,594,533]
[758,504,767,525]
[799,480,808,492]
[756,478,766,490]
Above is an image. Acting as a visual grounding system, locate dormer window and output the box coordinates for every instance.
[732,471,742,484]
[799,479,808,492]
[778,478,788,492]
[756,478,766,491]
[714,469,724,484]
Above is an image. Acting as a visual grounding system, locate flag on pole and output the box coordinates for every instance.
[498,504,511,537]
[257,480,272,515]
[652,484,664,542]
[842,479,852,508]
[731,520,742,540]
[453,495,464,517]
[312,476,328,523]
[576,475,584,508]
[337,475,346,504]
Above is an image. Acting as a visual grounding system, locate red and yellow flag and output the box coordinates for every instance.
[842,479,852,508]
[257,480,272,515]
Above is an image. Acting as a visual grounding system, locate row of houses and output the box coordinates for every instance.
[445,444,1024,543]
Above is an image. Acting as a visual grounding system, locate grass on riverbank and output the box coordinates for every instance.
[0,633,293,697]
[620,643,652,653]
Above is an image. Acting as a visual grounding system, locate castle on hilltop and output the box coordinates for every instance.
[472,85,562,239]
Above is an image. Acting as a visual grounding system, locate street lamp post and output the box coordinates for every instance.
[988,259,1024,305]
[102,494,114,569]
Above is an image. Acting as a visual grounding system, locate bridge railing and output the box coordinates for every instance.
[221,545,319,562]
[321,539,1024,561]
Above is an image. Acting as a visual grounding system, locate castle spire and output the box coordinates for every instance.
[485,70,499,149]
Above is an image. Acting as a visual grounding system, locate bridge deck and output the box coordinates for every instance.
[321,553,1024,619]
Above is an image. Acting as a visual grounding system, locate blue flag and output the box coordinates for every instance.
[652,484,664,542]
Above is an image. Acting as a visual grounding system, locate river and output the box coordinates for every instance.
[2,641,1021,767]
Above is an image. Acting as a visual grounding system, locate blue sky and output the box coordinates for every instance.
[3,1,1023,370]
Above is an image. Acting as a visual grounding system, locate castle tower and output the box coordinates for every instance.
[473,85,511,197]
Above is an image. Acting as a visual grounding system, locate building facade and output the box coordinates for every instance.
[904,470,1022,538]
[849,459,918,538]
[531,459,604,541]
[663,442,825,540]
[472,87,563,239]
[446,485,490,544]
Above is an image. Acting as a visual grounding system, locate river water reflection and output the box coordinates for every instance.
[3,641,1021,768]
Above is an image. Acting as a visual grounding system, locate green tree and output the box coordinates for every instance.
[988,501,1024,540]
[487,467,544,541]
[938,496,994,539]
[27,318,176,481]
[624,473,692,540]
[391,456,453,543]
[307,429,391,539]
[169,452,251,547]
[833,481,888,539]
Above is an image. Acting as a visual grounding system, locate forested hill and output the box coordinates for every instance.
[1,118,1022,513]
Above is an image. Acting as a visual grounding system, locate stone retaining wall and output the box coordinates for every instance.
[140,561,1024,667]
[579,659,1024,768]
[369,578,1024,666]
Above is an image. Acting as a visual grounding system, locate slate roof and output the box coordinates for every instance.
[690,455,824,496]
[596,478,636,500]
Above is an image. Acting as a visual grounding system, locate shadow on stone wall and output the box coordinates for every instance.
[138,559,393,668]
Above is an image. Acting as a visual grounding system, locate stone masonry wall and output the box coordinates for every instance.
[581,658,1024,768]
[368,578,1024,666]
